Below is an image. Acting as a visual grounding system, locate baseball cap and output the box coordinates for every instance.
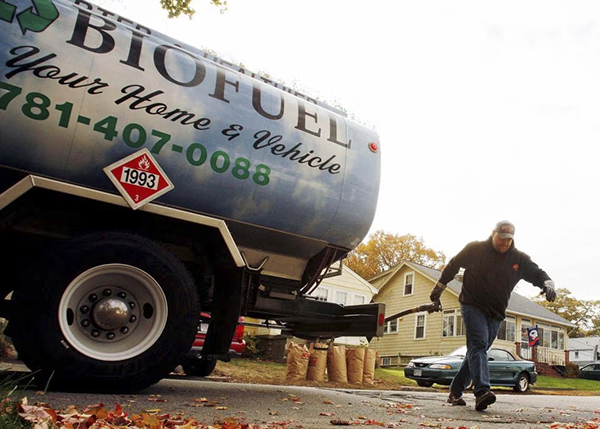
[495,220,515,239]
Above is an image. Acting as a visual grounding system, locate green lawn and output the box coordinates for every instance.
[216,359,600,395]
[535,374,600,391]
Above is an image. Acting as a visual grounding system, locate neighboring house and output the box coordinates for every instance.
[369,260,575,367]
[568,337,600,367]
[247,264,378,346]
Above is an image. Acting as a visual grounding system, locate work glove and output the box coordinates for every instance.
[541,280,557,302]
[429,282,446,302]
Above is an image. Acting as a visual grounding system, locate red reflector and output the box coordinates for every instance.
[368,142,379,153]
[379,313,385,326]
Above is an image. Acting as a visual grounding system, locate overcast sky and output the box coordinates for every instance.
[102,0,600,301]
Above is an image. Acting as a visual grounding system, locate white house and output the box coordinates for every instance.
[569,337,600,366]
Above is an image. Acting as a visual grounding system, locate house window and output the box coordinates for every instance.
[404,273,414,296]
[353,294,366,305]
[415,313,426,339]
[334,290,348,306]
[381,357,392,366]
[442,309,464,337]
[498,316,516,342]
[520,319,532,359]
[384,318,398,334]
[537,324,564,350]
[313,287,329,302]
[575,351,579,358]
[538,325,546,347]
[520,319,531,343]
[555,329,564,349]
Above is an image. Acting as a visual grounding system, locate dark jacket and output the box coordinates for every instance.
[438,236,551,320]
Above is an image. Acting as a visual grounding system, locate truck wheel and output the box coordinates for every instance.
[10,232,199,392]
[181,357,218,377]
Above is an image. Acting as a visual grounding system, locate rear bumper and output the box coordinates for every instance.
[250,297,386,339]
[530,371,538,385]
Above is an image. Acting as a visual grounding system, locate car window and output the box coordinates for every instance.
[488,349,514,361]
[450,346,467,357]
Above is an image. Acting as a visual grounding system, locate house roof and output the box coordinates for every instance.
[374,260,575,327]
[342,265,379,295]
[317,264,379,296]
[569,336,600,351]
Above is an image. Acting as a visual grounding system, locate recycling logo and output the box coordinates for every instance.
[0,0,59,34]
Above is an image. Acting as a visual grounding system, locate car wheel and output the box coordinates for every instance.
[417,380,434,387]
[10,232,199,392]
[514,372,530,392]
[182,357,218,377]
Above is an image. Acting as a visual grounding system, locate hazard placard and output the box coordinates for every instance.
[104,149,174,210]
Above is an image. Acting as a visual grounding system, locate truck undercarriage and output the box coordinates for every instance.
[0,170,385,391]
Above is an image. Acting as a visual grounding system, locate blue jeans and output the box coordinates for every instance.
[450,304,501,397]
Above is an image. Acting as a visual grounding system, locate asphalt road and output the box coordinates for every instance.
[10,371,600,429]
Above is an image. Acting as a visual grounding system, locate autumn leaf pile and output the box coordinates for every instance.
[15,397,290,429]
[5,392,600,429]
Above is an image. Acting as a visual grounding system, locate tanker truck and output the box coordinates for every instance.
[0,0,384,391]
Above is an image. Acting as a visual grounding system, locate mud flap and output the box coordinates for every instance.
[200,267,243,361]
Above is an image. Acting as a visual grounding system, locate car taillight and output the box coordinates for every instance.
[234,323,244,339]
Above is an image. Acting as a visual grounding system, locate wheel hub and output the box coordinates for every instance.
[76,287,140,342]
[93,298,131,331]
[59,263,168,361]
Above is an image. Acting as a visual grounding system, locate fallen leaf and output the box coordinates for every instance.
[147,397,167,403]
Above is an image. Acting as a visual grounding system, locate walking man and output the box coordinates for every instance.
[429,220,556,411]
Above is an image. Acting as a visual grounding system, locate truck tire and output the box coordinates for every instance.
[10,232,200,392]
[181,357,218,377]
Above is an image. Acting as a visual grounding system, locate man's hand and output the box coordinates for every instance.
[430,282,446,302]
[542,280,557,302]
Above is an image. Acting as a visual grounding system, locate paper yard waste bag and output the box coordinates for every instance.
[363,348,377,385]
[346,347,366,383]
[327,345,348,383]
[285,342,310,381]
[306,343,328,382]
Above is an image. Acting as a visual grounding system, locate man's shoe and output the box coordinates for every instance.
[475,390,496,411]
[447,392,466,406]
